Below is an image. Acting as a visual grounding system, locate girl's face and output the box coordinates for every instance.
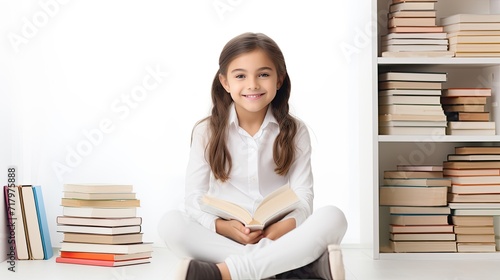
[219,49,283,120]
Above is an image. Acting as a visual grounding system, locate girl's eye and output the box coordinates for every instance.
[235,74,245,79]
[259,73,270,78]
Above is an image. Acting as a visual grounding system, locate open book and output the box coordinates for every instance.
[200,183,300,230]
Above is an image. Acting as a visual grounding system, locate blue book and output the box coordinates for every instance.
[32,185,53,260]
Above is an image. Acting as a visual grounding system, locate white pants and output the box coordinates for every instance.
[158,205,347,280]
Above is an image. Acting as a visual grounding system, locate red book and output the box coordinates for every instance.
[56,256,150,267]
[59,251,152,261]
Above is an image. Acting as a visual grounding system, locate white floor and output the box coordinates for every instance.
[1,246,500,279]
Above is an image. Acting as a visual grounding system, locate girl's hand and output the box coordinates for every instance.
[263,218,296,240]
[215,219,263,245]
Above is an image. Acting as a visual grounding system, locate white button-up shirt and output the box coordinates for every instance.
[185,103,314,231]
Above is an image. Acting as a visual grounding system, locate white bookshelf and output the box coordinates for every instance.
[373,0,500,259]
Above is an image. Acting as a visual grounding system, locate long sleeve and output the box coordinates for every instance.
[282,120,314,227]
[184,121,219,231]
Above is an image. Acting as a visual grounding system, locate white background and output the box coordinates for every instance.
[0,0,374,257]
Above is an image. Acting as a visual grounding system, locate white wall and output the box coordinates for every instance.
[1,0,374,250]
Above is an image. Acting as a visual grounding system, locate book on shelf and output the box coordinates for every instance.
[389,2,436,13]
[448,35,500,44]
[388,17,436,28]
[445,112,490,122]
[390,241,457,253]
[456,234,495,243]
[448,202,500,209]
[59,251,152,261]
[63,183,134,193]
[450,184,500,194]
[452,215,494,226]
[446,128,496,136]
[444,161,500,169]
[379,126,446,135]
[60,198,141,208]
[379,71,447,82]
[445,169,500,177]
[382,38,448,46]
[453,208,500,216]
[455,146,500,155]
[201,183,299,230]
[60,242,153,254]
[448,154,500,162]
[388,26,444,33]
[456,243,496,253]
[447,30,500,36]
[382,44,448,52]
[390,233,456,241]
[440,96,487,105]
[384,170,443,179]
[389,224,454,234]
[389,225,453,233]
[378,89,443,96]
[441,14,500,25]
[379,120,447,127]
[379,104,444,115]
[62,232,143,244]
[390,214,449,226]
[382,32,446,40]
[379,81,442,90]
[397,165,443,172]
[379,114,446,122]
[383,178,451,187]
[63,192,137,200]
[379,95,441,105]
[444,22,500,32]
[56,216,142,227]
[442,88,491,97]
[57,224,142,235]
[449,43,500,53]
[32,185,53,260]
[20,185,45,260]
[454,226,495,235]
[62,206,137,218]
[55,257,151,267]
[448,193,500,203]
[388,10,437,19]
[389,206,450,215]
[379,186,448,206]
[381,51,454,58]
[391,0,437,4]
[442,104,485,113]
[454,52,500,57]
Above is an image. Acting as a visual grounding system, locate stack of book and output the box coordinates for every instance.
[451,215,496,252]
[378,71,447,135]
[3,185,52,260]
[380,165,456,253]
[56,184,152,267]
[442,88,495,135]
[445,146,500,204]
[381,0,453,58]
[442,14,500,57]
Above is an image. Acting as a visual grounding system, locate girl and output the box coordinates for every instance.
[159,32,347,280]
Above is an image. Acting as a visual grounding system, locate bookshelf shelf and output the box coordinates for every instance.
[373,0,500,259]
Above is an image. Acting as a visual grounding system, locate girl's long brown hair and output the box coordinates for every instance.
[205,32,297,182]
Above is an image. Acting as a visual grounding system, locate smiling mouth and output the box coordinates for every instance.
[243,93,265,98]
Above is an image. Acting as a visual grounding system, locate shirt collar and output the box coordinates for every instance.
[228,103,278,130]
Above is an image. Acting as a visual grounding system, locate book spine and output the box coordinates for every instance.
[33,186,53,260]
